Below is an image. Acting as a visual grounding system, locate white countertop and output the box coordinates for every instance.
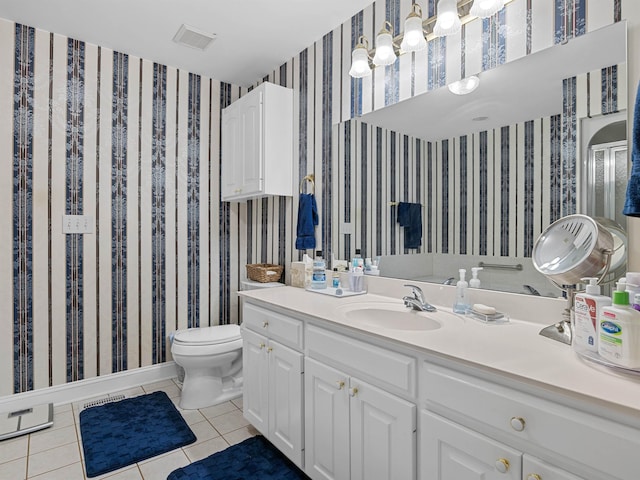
[240,285,640,419]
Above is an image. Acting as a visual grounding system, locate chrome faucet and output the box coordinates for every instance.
[403,284,437,312]
[442,277,455,285]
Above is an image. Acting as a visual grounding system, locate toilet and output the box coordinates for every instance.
[172,279,283,410]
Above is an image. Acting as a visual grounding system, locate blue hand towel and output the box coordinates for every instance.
[623,80,640,217]
[397,202,422,249]
[295,193,318,250]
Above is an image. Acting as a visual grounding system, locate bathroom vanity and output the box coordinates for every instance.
[239,282,640,480]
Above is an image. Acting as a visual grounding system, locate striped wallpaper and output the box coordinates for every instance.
[0,0,625,395]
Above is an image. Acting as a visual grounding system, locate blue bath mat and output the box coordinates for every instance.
[79,391,196,477]
[167,436,309,480]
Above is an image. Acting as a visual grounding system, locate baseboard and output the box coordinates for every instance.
[0,362,179,412]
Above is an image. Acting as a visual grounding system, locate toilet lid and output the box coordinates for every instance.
[173,324,241,345]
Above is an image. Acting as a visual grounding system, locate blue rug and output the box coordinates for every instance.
[79,391,196,478]
[167,436,309,480]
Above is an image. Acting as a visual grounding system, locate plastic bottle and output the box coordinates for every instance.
[598,282,640,368]
[311,251,327,289]
[352,249,362,269]
[469,267,483,288]
[625,272,640,299]
[634,294,640,312]
[332,268,340,288]
[573,277,612,354]
[453,269,470,314]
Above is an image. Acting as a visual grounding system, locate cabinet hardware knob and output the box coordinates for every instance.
[259,343,265,349]
[526,475,542,480]
[267,347,273,353]
[510,416,526,431]
[349,387,359,397]
[262,321,269,328]
[495,458,510,473]
[336,381,345,390]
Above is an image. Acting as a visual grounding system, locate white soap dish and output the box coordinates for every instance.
[465,309,510,324]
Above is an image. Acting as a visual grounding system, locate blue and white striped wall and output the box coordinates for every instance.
[0,0,625,395]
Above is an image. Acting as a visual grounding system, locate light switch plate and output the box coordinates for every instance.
[62,215,93,234]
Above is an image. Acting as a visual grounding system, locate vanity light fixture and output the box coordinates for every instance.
[349,36,372,78]
[447,75,480,95]
[470,0,506,18]
[400,3,427,52]
[433,0,462,37]
[373,21,398,66]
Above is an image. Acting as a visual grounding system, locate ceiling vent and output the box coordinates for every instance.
[173,24,216,50]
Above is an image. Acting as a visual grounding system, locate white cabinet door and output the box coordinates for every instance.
[420,411,521,480]
[268,341,304,468]
[242,328,269,435]
[240,91,262,195]
[220,101,241,199]
[523,455,585,480]
[304,358,350,480]
[350,378,416,480]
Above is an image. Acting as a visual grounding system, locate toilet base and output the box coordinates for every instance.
[178,373,243,410]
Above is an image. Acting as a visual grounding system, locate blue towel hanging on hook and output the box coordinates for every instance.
[295,193,318,250]
[623,80,640,217]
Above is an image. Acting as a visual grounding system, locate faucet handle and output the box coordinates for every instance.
[404,284,425,302]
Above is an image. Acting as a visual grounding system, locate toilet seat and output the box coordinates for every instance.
[173,324,241,346]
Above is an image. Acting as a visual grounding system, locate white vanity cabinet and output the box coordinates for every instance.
[304,325,417,480]
[420,362,640,480]
[241,304,304,468]
[221,81,293,201]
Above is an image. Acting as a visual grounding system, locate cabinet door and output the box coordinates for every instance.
[242,328,269,435]
[240,90,262,195]
[221,102,241,199]
[269,341,304,468]
[304,358,350,480]
[420,411,521,480]
[350,378,416,480]
[523,455,585,480]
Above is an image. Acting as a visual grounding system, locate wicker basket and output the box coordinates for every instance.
[246,263,284,283]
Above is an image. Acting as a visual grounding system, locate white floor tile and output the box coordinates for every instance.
[231,397,243,410]
[183,436,229,463]
[0,434,28,463]
[50,409,74,430]
[29,424,78,454]
[177,408,205,426]
[223,425,259,446]
[100,466,144,479]
[28,461,85,480]
[207,410,249,435]
[189,421,221,445]
[137,450,190,479]
[27,442,81,478]
[199,401,238,420]
[0,456,26,480]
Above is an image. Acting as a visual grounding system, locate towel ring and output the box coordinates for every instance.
[299,174,315,194]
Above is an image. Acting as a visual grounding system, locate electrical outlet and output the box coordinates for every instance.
[62,215,94,234]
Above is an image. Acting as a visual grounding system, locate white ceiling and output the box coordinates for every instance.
[360,21,627,140]
[0,0,373,86]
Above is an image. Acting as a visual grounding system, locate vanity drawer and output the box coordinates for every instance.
[307,324,416,396]
[422,363,640,479]
[243,303,303,351]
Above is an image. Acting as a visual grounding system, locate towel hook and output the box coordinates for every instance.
[299,174,315,194]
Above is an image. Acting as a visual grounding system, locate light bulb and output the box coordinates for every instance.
[373,27,397,66]
[470,0,506,18]
[401,14,427,52]
[433,0,461,37]
[349,44,371,78]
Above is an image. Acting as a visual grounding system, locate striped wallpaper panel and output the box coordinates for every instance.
[1,0,625,395]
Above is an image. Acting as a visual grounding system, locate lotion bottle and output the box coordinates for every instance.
[453,269,470,314]
[598,282,640,368]
[573,277,611,354]
[469,267,483,288]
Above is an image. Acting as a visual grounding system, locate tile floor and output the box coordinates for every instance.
[0,378,258,479]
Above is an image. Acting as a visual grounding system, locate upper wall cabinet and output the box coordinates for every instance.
[221,82,293,201]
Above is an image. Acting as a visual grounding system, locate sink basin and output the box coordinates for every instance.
[340,303,453,331]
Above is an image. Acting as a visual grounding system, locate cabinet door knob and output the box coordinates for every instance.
[259,342,265,349]
[526,475,542,480]
[510,416,526,431]
[349,387,359,397]
[267,347,273,353]
[336,381,345,390]
[495,458,510,473]
[262,321,269,328]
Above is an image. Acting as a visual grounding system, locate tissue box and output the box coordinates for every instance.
[291,261,311,288]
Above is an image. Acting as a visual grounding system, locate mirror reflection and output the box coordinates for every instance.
[332,21,627,297]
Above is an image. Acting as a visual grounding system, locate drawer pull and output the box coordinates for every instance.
[495,458,510,473]
[349,387,359,397]
[262,321,269,328]
[267,347,273,353]
[510,416,526,431]
[259,342,266,349]
[336,381,345,390]
[526,475,542,480]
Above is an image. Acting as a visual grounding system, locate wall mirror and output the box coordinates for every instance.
[332,21,627,297]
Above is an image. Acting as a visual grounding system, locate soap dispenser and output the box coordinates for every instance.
[453,269,470,314]
[598,281,640,368]
[573,277,611,354]
[469,267,483,288]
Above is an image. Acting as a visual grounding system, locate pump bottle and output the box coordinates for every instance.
[573,277,611,354]
[453,269,470,314]
[598,281,640,368]
[469,267,483,288]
